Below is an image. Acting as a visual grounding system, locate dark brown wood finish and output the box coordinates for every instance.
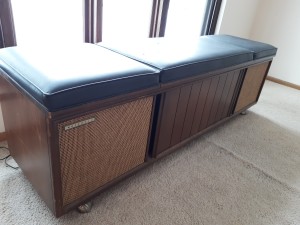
[154,69,242,156]
[48,117,64,217]
[207,74,227,126]
[156,108,242,160]
[0,131,7,142]
[198,75,220,131]
[214,71,235,121]
[155,89,180,154]
[144,95,159,161]
[190,78,211,135]
[170,85,192,146]
[0,75,54,212]
[181,81,203,140]
[221,71,241,118]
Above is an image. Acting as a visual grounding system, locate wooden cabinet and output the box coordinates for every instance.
[0,57,274,217]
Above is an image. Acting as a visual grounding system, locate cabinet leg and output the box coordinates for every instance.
[77,201,93,214]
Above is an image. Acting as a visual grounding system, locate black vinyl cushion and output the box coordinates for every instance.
[205,35,277,59]
[99,37,253,83]
[0,43,160,111]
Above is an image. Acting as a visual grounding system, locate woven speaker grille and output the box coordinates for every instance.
[58,97,153,206]
[235,62,269,112]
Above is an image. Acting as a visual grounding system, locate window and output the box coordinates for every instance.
[11,0,84,46]
[102,0,153,41]
[1,0,223,47]
[202,0,223,35]
[165,0,208,38]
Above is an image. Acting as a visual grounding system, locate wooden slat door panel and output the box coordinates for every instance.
[190,79,211,136]
[221,71,241,118]
[198,76,220,131]
[154,69,243,156]
[181,81,203,141]
[207,74,228,126]
[155,89,180,154]
[170,86,192,146]
[214,71,235,122]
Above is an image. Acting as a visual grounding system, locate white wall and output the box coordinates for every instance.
[249,0,300,86]
[217,0,300,86]
[216,0,260,38]
[0,104,5,132]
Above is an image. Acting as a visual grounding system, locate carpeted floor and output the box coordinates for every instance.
[1,81,300,225]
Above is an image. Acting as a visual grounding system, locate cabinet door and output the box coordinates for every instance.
[235,62,271,113]
[58,97,153,206]
[154,70,241,156]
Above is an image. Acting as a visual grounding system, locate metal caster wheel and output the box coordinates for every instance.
[240,111,247,115]
[77,201,92,214]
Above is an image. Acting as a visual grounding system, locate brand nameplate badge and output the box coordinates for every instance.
[64,118,95,131]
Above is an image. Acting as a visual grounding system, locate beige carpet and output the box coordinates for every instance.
[1,81,300,225]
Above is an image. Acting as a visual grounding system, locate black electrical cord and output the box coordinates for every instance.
[0,146,19,169]
[4,155,19,169]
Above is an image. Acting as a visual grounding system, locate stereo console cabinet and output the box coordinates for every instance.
[0,35,277,217]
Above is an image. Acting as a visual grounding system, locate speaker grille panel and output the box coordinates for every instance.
[235,62,269,112]
[58,97,153,206]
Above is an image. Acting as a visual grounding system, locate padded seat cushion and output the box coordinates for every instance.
[0,44,160,111]
[205,35,277,59]
[99,37,253,83]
